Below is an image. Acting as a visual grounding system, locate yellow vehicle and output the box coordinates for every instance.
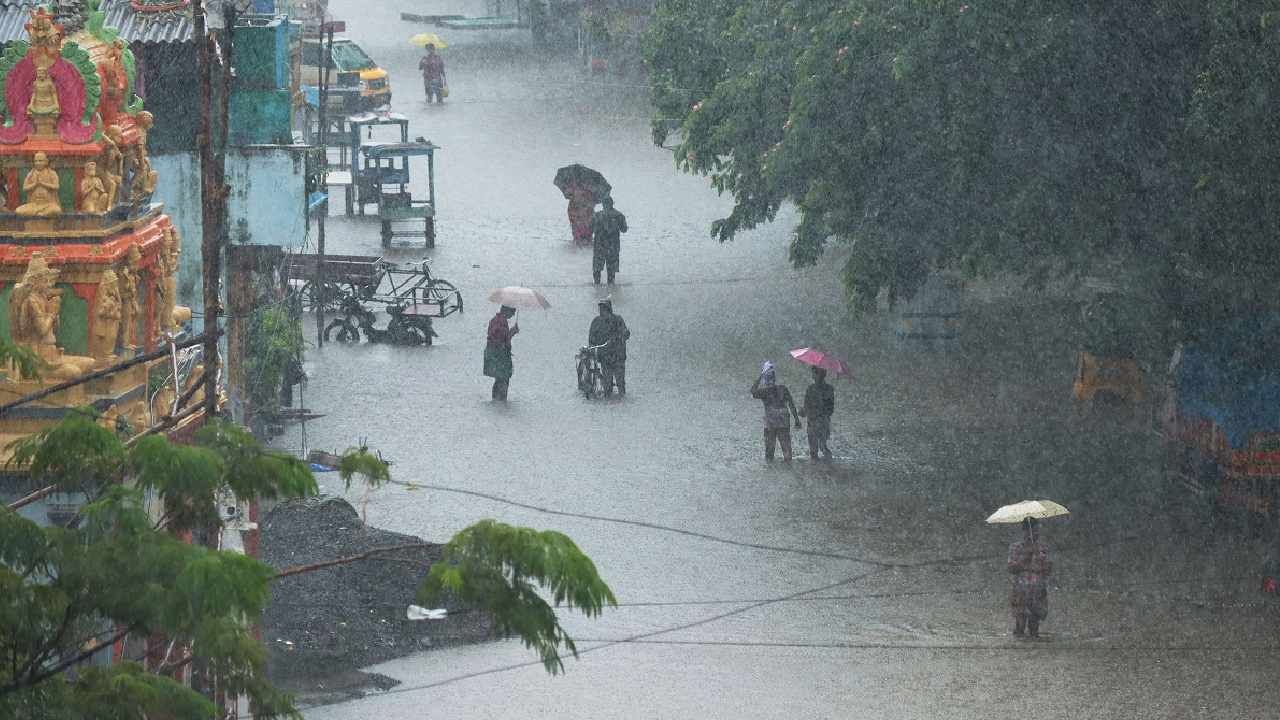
[1072,292,1147,406]
[301,37,391,111]
[1073,351,1145,405]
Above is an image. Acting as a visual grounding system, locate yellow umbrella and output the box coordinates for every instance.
[410,32,448,49]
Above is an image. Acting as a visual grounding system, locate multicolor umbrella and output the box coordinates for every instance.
[410,32,449,49]
[985,500,1070,524]
[554,164,611,202]
[488,286,551,310]
[789,347,851,376]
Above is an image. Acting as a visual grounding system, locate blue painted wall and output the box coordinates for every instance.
[152,148,309,324]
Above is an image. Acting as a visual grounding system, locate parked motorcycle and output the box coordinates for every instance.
[324,294,437,346]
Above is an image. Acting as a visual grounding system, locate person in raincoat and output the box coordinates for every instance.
[484,305,519,401]
[590,196,628,285]
[587,298,630,396]
[800,366,835,461]
[1008,517,1052,637]
[566,186,596,245]
[750,362,802,462]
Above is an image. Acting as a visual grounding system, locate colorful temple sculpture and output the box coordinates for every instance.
[0,7,198,453]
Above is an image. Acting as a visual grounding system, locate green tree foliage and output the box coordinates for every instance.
[246,298,305,427]
[419,520,617,674]
[2,412,616,717]
[646,1,1280,321]
[1,415,314,719]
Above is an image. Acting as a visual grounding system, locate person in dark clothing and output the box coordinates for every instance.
[590,196,628,285]
[587,298,630,396]
[750,361,801,462]
[800,367,835,461]
[483,305,519,401]
[419,44,446,104]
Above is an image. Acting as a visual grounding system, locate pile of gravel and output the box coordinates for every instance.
[260,496,493,684]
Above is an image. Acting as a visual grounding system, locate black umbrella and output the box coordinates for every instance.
[554,164,612,201]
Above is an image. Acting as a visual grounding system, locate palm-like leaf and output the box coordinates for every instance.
[419,520,617,674]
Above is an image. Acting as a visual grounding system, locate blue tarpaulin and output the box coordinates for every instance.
[1175,318,1280,447]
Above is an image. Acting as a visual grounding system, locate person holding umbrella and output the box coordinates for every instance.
[418,43,447,104]
[800,367,835,461]
[484,305,519,401]
[482,287,551,402]
[987,501,1066,639]
[555,165,611,246]
[790,347,849,461]
[1007,517,1053,637]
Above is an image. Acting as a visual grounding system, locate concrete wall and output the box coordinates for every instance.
[226,146,310,251]
[152,147,310,317]
[151,153,203,313]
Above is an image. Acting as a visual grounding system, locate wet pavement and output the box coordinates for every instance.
[276,2,1280,717]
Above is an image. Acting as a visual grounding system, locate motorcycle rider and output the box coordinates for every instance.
[587,298,630,396]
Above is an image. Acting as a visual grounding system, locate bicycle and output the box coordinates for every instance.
[575,342,609,399]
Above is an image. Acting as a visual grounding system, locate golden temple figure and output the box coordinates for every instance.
[0,7,212,455]
[28,66,59,136]
[128,146,157,206]
[8,255,94,378]
[90,269,122,361]
[100,125,124,208]
[26,10,61,55]
[127,119,158,206]
[80,161,109,214]
[16,152,62,217]
[117,245,141,350]
[154,235,176,335]
[167,227,191,327]
[99,41,128,127]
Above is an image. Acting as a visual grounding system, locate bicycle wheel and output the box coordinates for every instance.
[590,368,607,399]
[426,279,462,315]
[324,319,360,343]
[577,358,595,399]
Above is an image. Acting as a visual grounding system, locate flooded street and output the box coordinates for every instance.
[276,2,1280,717]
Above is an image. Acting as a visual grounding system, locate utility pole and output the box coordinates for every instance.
[195,0,229,419]
[315,19,334,347]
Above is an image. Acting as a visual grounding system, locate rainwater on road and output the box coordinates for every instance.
[277,2,1280,717]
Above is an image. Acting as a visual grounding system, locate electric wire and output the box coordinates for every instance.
[237,568,884,717]
[378,477,1150,571]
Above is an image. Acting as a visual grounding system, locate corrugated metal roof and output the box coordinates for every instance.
[0,0,192,45]
[101,0,193,44]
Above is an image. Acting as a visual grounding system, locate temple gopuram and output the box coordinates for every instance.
[0,7,195,453]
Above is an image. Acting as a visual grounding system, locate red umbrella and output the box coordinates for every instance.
[789,347,851,377]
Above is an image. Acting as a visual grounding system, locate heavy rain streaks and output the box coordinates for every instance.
[273,2,1280,719]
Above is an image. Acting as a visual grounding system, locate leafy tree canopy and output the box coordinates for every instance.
[646,1,1280,325]
[1,414,314,719]
[1,412,617,718]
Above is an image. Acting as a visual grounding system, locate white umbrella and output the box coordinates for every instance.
[488,286,551,310]
[985,500,1070,524]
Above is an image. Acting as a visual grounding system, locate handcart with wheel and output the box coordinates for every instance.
[284,253,462,319]
[356,140,441,248]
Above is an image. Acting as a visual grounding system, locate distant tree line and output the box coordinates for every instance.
[645,1,1280,334]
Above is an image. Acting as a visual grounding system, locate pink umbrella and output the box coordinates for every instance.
[789,347,851,377]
